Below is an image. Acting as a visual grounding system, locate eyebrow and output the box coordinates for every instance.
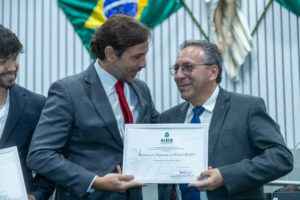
[0,54,17,59]
[174,62,193,65]
[132,53,145,57]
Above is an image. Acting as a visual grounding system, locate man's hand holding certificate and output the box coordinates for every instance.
[123,124,208,183]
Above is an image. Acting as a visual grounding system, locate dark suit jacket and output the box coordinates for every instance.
[158,87,293,200]
[0,84,54,200]
[27,63,159,200]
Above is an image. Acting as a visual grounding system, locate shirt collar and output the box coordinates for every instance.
[0,90,10,118]
[188,85,219,113]
[203,85,219,112]
[94,59,118,90]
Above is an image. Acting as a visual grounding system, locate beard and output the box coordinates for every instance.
[0,71,17,89]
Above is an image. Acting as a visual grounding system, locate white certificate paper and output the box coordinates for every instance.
[0,146,28,200]
[123,124,208,183]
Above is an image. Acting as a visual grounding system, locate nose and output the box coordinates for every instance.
[7,60,18,71]
[174,66,187,83]
[175,66,186,78]
[138,57,146,69]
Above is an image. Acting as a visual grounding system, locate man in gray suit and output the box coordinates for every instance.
[158,40,293,200]
[27,15,159,200]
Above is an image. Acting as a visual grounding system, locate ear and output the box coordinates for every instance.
[104,46,117,62]
[209,65,219,81]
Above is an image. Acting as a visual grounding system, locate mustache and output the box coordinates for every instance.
[0,71,17,76]
[177,80,192,86]
[131,67,143,73]
[136,67,143,72]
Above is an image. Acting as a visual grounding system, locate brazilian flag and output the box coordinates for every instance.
[275,0,300,17]
[58,0,182,54]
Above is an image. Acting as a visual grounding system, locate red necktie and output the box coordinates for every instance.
[172,185,177,200]
[115,80,133,124]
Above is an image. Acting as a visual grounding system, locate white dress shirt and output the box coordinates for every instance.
[176,86,219,200]
[0,90,10,139]
[94,60,140,140]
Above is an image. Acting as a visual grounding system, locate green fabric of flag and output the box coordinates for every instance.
[57,0,182,55]
[139,0,182,28]
[58,0,98,53]
[275,0,300,16]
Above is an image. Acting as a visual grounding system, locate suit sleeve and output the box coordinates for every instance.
[22,93,55,200]
[219,97,293,195]
[27,80,96,199]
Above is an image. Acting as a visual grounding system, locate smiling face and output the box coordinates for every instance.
[0,53,19,89]
[174,46,218,105]
[108,41,149,83]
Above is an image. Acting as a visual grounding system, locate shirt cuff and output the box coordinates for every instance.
[86,175,97,193]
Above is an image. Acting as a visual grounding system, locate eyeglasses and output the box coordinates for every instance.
[169,63,214,76]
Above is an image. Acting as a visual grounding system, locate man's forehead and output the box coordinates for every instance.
[131,41,148,50]
[177,46,204,61]
[123,41,148,54]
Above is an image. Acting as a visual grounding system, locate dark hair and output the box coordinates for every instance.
[274,185,300,193]
[90,14,150,60]
[180,40,223,84]
[0,25,23,58]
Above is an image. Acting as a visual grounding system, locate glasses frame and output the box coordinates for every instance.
[169,63,214,76]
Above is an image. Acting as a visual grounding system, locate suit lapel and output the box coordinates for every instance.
[0,85,26,147]
[208,88,230,160]
[174,102,189,123]
[129,81,146,123]
[84,63,123,147]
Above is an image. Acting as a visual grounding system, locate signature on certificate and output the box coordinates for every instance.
[171,168,194,178]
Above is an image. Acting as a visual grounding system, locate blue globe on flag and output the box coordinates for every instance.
[103,0,138,18]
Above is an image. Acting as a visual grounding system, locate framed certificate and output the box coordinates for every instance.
[123,124,208,183]
[0,146,28,200]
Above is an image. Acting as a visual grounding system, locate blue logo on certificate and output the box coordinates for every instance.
[161,132,173,144]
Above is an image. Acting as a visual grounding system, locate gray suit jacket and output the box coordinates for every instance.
[158,87,293,200]
[27,63,159,200]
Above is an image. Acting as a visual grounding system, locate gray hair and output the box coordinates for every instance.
[180,40,223,84]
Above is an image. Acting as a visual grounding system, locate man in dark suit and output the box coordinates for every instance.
[158,40,293,200]
[27,14,159,200]
[0,25,54,200]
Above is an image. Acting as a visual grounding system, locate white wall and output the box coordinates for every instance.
[1,0,299,148]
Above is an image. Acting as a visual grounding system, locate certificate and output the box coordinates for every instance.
[123,124,208,183]
[0,146,28,200]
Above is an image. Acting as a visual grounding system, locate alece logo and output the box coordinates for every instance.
[165,132,169,137]
[161,132,173,144]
